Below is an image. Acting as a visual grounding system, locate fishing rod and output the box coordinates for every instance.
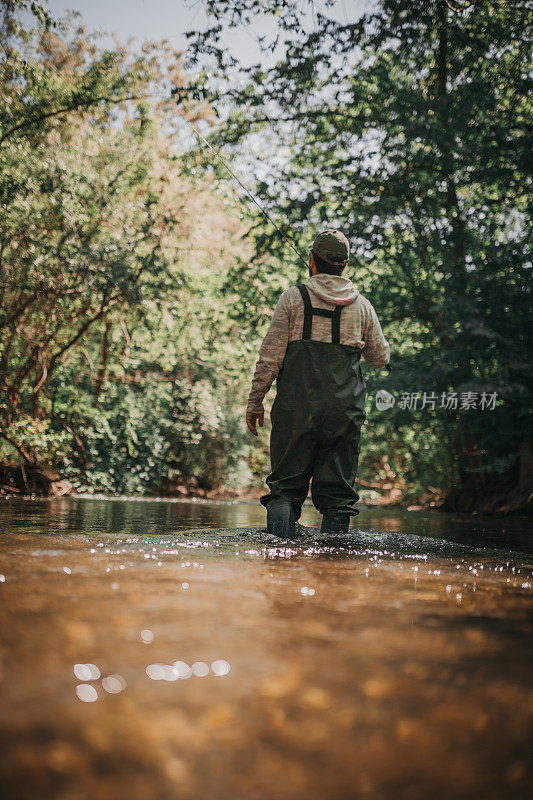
[182,117,309,269]
[183,116,391,371]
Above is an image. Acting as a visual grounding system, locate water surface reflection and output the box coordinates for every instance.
[0,497,531,800]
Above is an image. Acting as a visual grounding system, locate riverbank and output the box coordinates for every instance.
[1,462,531,515]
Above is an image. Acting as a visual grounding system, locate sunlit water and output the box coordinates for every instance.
[0,497,531,800]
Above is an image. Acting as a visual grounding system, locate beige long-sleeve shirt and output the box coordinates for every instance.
[247,274,390,413]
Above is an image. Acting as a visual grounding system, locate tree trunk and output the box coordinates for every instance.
[94,320,112,402]
[436,0,466,281]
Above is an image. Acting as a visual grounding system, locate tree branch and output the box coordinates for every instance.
[0,93,147,146]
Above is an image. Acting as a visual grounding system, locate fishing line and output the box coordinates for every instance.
[182,116,391,369]
[182,116,309,268]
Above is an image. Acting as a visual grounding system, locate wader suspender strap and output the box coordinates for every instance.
[297,284,342,345]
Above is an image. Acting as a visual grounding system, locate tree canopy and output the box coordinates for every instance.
[181,0,532,510]
[0,6,256,495]
[0,0,530,511]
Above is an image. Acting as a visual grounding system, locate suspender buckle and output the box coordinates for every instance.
[297,284,343,345]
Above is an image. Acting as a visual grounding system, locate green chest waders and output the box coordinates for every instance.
[260,284,367,521]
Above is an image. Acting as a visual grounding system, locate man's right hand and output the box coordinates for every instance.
[246,411,264,437]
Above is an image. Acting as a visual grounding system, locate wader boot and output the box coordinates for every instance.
[261,284,366,532]
[266,499,298,539]
[321,514,350,534]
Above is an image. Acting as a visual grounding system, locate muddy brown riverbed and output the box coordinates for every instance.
[0,497,531,800]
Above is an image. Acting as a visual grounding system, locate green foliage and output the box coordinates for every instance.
[0,10,256,494]
[185,0,532,497]
[59,375,247,495]
[1,0,530,504]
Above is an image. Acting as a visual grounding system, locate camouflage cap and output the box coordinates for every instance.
[310,229,350,265]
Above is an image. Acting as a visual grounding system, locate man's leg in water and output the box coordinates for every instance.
[260,411,318,525]
[311,422,362,531]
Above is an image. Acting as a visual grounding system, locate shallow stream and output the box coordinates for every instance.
[0,497,531,799]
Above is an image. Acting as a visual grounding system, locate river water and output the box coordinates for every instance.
[0,497,531,800]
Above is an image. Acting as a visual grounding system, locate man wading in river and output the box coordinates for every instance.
[246,230,390,538]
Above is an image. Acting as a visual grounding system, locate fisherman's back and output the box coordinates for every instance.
[246,230,390,538]
[280,276,390,356]
[247,274,389,416]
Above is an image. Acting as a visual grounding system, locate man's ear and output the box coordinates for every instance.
[309,253,317,276]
